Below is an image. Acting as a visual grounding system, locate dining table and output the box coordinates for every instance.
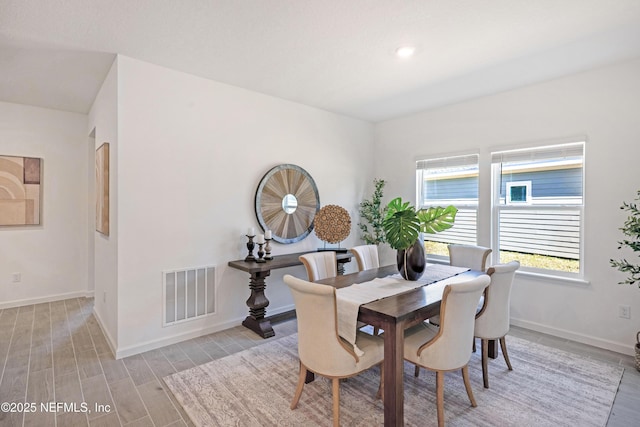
[315,264,486,427]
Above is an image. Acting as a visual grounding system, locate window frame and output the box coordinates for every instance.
[490,141,586,280]
[415,152,480,261]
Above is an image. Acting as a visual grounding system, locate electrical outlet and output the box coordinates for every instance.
[11,272,21,283]
[619,305,631,319]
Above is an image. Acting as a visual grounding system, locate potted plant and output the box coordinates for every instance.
[383,197,457,280]
[358,178,387,245]
[609,189,640,371]
[610,189,640,287]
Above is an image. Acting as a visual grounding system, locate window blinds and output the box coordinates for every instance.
[491,142,584,164]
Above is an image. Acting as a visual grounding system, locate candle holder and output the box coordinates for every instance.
[244,235,256,262]
[264,238,273,260]
[256,242,266,263]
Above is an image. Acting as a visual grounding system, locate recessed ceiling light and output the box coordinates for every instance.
[396,46,416,58]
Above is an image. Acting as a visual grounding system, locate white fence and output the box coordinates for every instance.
[424,207,580,260]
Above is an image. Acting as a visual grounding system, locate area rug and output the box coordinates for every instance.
[163,334,623,426]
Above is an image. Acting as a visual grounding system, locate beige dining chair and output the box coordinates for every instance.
[448,244,492,272]
[350,244,380,272]
[299,251,338,281]
[429,244,492,328]
[474,261,520,388]
[283,274,384,427]
[404,274,490,427]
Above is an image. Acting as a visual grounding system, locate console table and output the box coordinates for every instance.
[228,251,353,338]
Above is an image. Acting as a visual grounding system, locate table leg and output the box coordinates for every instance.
[382,320,404,427]
[242,270,275,338]
[337,258,350,275]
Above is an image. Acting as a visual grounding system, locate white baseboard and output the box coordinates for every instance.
[0,290,94,310]
[91,307,117,358]
[113,305,297,359]
[114,316,245,359]
[510,317,635,356]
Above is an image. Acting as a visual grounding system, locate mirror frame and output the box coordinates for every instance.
[254,164,320,244]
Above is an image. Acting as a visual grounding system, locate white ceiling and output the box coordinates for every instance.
[1,0,640,122]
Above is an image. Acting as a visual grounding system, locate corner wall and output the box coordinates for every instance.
[374,58,640,355]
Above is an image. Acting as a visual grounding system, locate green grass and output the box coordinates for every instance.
[424,241,579,273]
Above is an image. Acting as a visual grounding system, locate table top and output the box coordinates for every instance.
[228,250,353,274]
[316,265,483,321]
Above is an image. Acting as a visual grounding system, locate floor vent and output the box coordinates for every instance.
[163,265,216,326]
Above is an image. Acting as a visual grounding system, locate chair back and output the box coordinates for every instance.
[448,244,492,272]
[417,275,490,370]
[475,261,520,339]
[299,251,337,281]
[350,245,380,271]
[283,274,358,375]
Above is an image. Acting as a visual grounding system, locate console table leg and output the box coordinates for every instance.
[242,271,275,338]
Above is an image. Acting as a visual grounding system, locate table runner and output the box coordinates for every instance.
[335,264,470,355]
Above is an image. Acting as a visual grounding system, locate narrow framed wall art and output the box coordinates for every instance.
[96,142,109,235]
[0,155,42,226]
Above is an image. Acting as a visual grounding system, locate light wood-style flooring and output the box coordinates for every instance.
[0,297,638,426]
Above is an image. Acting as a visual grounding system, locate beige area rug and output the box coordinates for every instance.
[164,334,623,426]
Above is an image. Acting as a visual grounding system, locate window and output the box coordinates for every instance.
[491,142,584,276]
[416,154,479,257]
[506,181,531,205]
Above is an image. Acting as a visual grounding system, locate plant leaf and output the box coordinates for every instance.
[383,209,420,250]
[417,206,458,234]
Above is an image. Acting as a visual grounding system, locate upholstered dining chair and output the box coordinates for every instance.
[350,244,380,272]
[404,274,490,427]
[448,244,492,272]
[283,274,384,427]
[474,260,520,388]
[299,251,337,282]
[428,244,493,328]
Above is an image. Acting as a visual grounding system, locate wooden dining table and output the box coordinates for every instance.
[316,264,486,427]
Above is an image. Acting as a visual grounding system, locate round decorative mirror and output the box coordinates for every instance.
[255,164,320,244]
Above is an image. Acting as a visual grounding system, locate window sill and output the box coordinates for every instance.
[515,270,590,286]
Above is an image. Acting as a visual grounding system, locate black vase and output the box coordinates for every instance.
[397,239,426,280]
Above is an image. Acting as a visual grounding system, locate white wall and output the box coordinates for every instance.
[375,58,640,355]
[87,58,119,351]
[111,56,373,357]
[0,101,89,307]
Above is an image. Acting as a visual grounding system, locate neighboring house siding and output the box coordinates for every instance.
[422,167,582,259]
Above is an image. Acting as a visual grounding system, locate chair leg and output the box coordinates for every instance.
[500,336,513,371]
[332,378,340,427]
[373,326,380,335]
[461,365,477,407]
[436,371,445,427]
[481,339,489,388]
[414,364,420,377]
[472,337,476,353]
[291,361,307,409]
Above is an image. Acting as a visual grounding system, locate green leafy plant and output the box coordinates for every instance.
[382,197,458,251]
[358,178,388,245]
[610,190,640,287]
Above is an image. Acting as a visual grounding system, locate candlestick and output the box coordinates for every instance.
[256,234,265,244]
[264,238,273,260]
[256,242,266,263]
[248,227,255,236]
[265,229,272,239]
[244,235,256,262]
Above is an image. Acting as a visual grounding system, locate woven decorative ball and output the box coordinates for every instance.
[314,205,351,244]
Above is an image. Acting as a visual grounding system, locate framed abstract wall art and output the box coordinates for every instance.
[0,155,42,226]
[96,143,109,235]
